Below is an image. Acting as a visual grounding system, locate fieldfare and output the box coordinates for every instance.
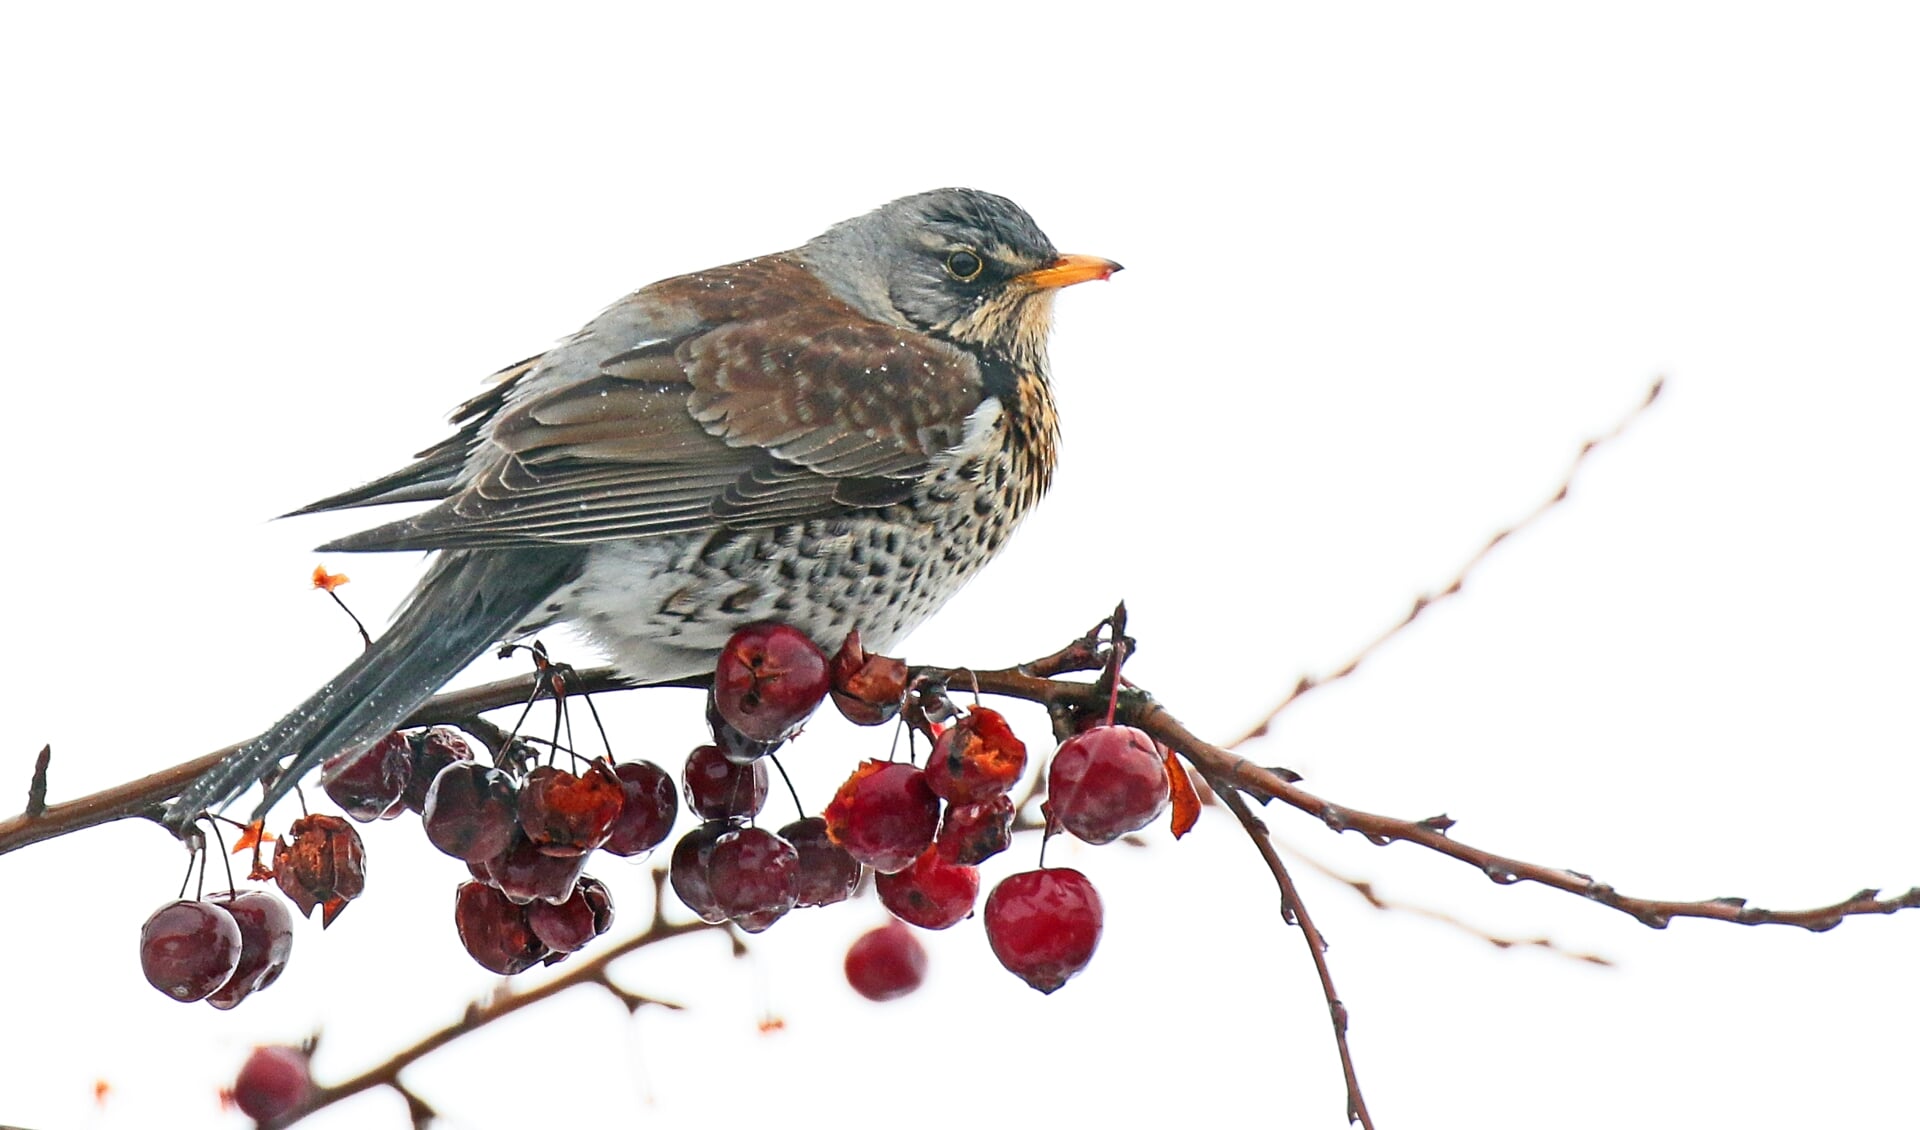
[166,187,1119,827]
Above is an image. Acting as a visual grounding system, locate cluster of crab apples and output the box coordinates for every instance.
[143,620,1183,1018]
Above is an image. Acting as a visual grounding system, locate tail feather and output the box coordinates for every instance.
[164,546,587,829]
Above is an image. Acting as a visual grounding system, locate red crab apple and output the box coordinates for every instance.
[983,868,1104,994]
[712,622,831,741]
[844,919,928,1002]
[1046,724,1170,845]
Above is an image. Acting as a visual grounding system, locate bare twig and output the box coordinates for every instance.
[1213,780,1373,1129]
[263,870,725,1129]
[1228,378,1665,747]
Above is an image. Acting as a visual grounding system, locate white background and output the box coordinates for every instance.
[2,4,1916,1128]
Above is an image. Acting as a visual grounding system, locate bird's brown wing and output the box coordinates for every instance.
[320,269,988,552]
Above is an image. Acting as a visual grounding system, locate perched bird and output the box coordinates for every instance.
[165,188,1119,828]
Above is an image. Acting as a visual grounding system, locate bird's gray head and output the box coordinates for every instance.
[799,188,1119,369]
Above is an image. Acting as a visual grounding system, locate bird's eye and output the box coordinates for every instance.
[945,249,984,282]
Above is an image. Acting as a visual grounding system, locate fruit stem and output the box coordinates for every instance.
[768,754,806,819]
[202,815,239,894]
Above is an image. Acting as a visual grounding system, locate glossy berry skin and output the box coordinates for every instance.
[321,731,410,822]
[601,761,678,856]
[454,880,550,975]
[272,814,366,927]
[527,877,611,954]
[486,832,590,905]
[925,706,1026,805]
[828,629,911,726]
[780,816,863,908]
[823,760,940,874]
[984,868,1103,994]
[517,761,626,857]
[204,890,295,1010]
[935,793,1015,865]
[683,744,768,821]
[844,920,928,1002]
[139,899,242,1002]
[669,820,736,923]
[232,1045,311,1122]
[423,762,519,863]
[401,727,474,814]
[706,695,781,765]
[1046,725,1170,845]
[707,826,800,932]
[875,847,979,930]
[712,622,832,742]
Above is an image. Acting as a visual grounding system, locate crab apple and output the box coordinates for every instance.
[781,816,862,908]
[669,820,737,923]
[204,890,295,1010]
[601,760,678,856]
[707,826,800,932]
[527,876,612,954]
[984,868,1104,994]
[273,814,366,926]
[829,629,911,726]
[321,731,410,821]
[401,727,474,813]
[823,760,940,874]
[1046,724,1170,845]
[844,920,928,1002]
[517,761,625,856]
[232,1045,311,1122]
[487,832,591,905]
[875,847,979,930]
[139,899,242,1002]
[712,622,831,741]
[683,744,768,821]
[706,695,781,765]
[454,880,550,975]
[423,761,519,863]
[925,705,1027,805]
[935,793,1015,865]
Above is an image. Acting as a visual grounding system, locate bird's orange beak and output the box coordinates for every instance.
[1019,254,1124,289]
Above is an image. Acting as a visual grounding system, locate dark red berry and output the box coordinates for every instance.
[829,629,911,726]
[139,899,242,1002]
[925,706,1027,805]
[712,622,831,741]
[232,1045,310,1122]
[454,880,550,975]
[321,731,410,822]
[423,761,519,863]
[935,793,1014,865]
[683,744,768,821]
[781,816,862,908]
[1046,725,1170,845]
[844,920,927,1001]
[273,814,366,927]
[517,761,626,856]
[707,695,780,765]
[823,760,941,874]
[601,760,678,856]
[984,868,1103,993]
[487,831,590,905]
[204,890,294,1010]
[875,846,978,930]
[668,820,736,923]
[402,727,474,813]
[576,875,615,936]
[526,878,609,954]
[706,826,799,931]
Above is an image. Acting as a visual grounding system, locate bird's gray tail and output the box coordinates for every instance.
[164,546,587,830]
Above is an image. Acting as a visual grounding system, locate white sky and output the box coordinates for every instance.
[2,4,1916,1128]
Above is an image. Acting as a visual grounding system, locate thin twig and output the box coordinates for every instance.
[1213,779,1374,1129]
[262,870,725,1129]
[1228,378,1664,747]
